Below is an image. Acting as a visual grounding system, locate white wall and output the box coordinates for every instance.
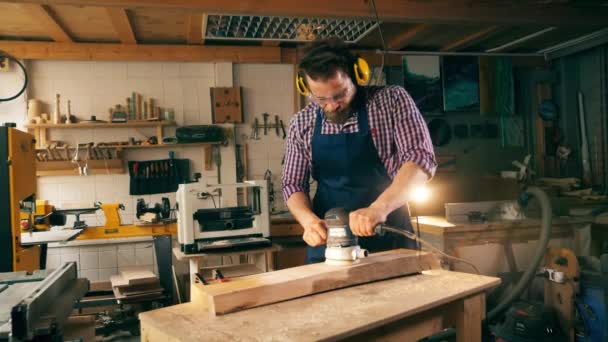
[1,60,295,281]
[234,63,294,213]
[28,60,224,226]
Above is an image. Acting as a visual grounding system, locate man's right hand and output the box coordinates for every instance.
[302,218,328,247]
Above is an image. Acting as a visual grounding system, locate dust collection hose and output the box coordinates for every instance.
[486,186,552,322]
[376,186,552,322]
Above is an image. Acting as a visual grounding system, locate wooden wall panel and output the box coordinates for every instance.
[52,5,117,42]
[0,3,51,39]
[131,7,188,44]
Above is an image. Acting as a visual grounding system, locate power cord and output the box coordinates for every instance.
[0,52,28,102]
[377,224,481,275]
[369,0,386,86]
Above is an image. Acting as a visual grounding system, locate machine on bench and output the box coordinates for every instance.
[176,177,271,254]
[136,197,173,224]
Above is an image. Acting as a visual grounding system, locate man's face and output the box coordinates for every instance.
[305,70,356,119]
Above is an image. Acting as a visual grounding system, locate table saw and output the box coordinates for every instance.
[0,262,89,341]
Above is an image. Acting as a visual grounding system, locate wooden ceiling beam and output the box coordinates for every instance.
[441,26,500,52]
[487,27,556,52]
[7,1,608,26]
[106,7,136,44]
[0,41,402,66]
[387,24,428,50]
[187,13,204,44]
[19,4,72,42]
[0,41,281,63]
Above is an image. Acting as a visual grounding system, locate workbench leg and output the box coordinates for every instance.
[265,251,276,272]
[447,293,484,342]
[189,258,200,284]
[153,235,173,303]
[446,244,460,270]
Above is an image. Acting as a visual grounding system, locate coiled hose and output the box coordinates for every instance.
[486,186,552,322]
[376,186,553,322]
[0,52,28,102]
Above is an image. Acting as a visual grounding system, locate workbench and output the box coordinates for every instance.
[139,269,499,341]
[415,215,592,272]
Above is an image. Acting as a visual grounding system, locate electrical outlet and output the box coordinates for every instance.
[0,57,9,72]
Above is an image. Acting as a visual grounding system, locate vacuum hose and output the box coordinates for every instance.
[486,186,552,322]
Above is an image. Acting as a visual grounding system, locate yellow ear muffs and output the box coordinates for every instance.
[296,74,309,97]
[296,57,370,96]
[354,57,370,85]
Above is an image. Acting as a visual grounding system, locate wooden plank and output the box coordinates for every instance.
[200,13,207,44]
[0,41,281,63]
[132,7,190,43]
[106,7,136,44]
[119,268,158,285]
[8,1,608,26]
[51,5,116,42]
[192,249,440,316]
[0,3,52,39]
[387,24,428,50]
[441,26,500,52]
[19,4,72,42]
[140,269,500,341]
[186,13,203,44]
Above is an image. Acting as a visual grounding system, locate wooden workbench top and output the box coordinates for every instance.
[139,269,499,341]
[415,215,593,235]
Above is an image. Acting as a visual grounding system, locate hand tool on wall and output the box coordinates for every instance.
[578,91,592,185]
[279,119,286,139]
[45,146,54,161]
[235,144,244,182]
[250,113,285,139]
[262,113,269,135]
[274,115,280,136]
[250,118,260,140]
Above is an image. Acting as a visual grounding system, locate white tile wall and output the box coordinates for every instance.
[234,64,295,213]
[2,60,299,282]
[47,239,158,281]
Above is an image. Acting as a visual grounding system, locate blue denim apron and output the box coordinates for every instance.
[306,102,415,264]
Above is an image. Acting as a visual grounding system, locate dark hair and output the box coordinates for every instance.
[298,38,358,83]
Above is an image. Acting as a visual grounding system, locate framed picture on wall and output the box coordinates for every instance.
[442,56,480,112]
[402,56,443,115]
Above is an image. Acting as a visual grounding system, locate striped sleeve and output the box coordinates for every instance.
[391,87,437,178]
[281,113,311,201]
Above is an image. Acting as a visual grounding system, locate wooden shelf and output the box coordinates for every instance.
[35,142,217,152]
[119,142,219,149]
[26,120,178,149]
[25,120,176,129]
[35,159,124,176]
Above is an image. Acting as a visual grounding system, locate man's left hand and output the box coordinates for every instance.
[349,207,387,237]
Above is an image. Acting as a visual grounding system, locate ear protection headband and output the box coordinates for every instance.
[296,57,370,97]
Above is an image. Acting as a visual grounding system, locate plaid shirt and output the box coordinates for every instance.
[282,85,437,201]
